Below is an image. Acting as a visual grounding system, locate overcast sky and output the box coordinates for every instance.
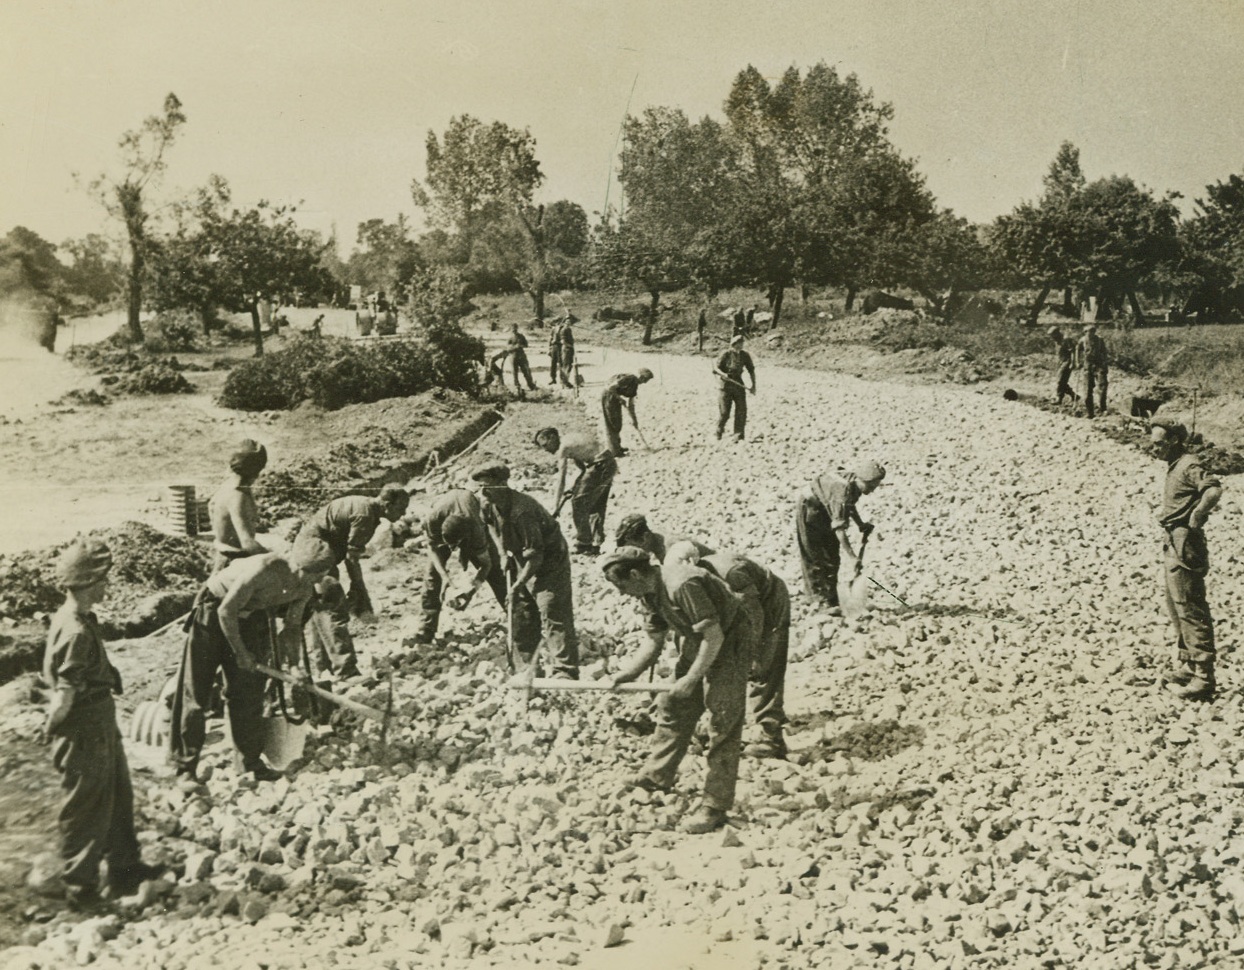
[2,0,1241,253]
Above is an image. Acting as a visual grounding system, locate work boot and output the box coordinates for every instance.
[1163,657,1196,687]
[108,862,165,899]
[245,761,284,783]
[682,804,727,835]
[745,730,788,760]
[624,773,672,795]
[1166,662,1214,701]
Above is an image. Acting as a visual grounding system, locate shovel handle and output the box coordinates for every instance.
[255,663,389,722]
[515,678,670,693]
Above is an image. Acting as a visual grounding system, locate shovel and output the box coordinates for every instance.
[254,663,392,724]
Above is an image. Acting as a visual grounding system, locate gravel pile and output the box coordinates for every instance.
[9,351,1244,969]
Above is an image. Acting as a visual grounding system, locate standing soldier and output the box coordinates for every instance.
[547,318,564,386]
[601,547,751,834]
[507,323,538,393]
[1078,323,1109,417]
[208,439,269,573]
[601,368,654,457]
[38,539,162,908]
[558,317,577,388]
[298,484,410,680]
[1047,327,1079,406]
[697,308,707,353]
[473,463,579,679]
[534,426,617,556]
[714,334,756,441]
[412,487,510,645]
[1151,419,1224,701]
[796,460,885,615]
[169,538,334,782]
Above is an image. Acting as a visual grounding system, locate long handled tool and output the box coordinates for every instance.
[517,678,671,694]
[254,663,391,724]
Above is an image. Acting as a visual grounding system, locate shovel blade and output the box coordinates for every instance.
[262,716,309,770]
[838,574,870,619]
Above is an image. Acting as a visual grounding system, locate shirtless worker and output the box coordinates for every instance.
[169,537,334,782]
[601,368,654,457]
[474,463,579,679]
[298,484,409,680]
[601,547,751,834]
[208,439,269,573]
[534,426,617,556]
[714,335,756,441]
[796,460,885,615]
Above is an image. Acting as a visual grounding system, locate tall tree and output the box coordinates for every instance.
[0,226,65,298]
[60,233,125,308]
[346,215,424,298]
[86,93,186,342]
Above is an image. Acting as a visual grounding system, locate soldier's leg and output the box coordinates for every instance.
[168,604,224,776]
[716,388,732,438]
[218,612,270,771]
[640,670,703,790]
[570,491,594,552]
[103,724,141,879]
[415,553,446,643]
[701,630,749,812]
[1085,368,1097,417]
[306,578,357,678]
[796,497,839,605]
[750,581,791,746]
[535,552,579,678]
[1167,535,1215,667]
[574,458,615,550]
[734,386,748,438]
[1098,367,1108,414]
[548,348,559,384]
[53,704,119,901]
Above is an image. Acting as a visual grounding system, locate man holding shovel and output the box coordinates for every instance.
[714,334,756,441]
[796,460,885,616]
[298,484,410,680]
[169,538,334,782]
[474,463,579,679]
[534,426,617,556]
[601,547,751,835]
[601,368,654,456]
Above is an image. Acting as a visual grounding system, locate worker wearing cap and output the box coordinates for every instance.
[796,461,885,615]
[557,317,577,388]
[1077,323,1109,417]
[1151,419,1224,701]
[507,323,538,393]
[208,439,269,573]
[601,547,750,835]
[413,487,511,645]
[298,484,410,680]
[39,539,162,907]
[547,318,564,386]
[534,427,617,555]
[169,537,333,782]
[473,463,578,678]
[601,369,654,457]
[1047,327,1079,407]
[714,335,756,441]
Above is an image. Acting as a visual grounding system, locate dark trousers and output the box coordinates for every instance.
[749,579,790,738]
[796,496,840,606]
[1055,363,1077,403]
[571,457,616,550]
[558,349,575,388]
[511,350,536,390]
[514,541,578,677]
[639,625,749,811]
[52,697,139,898]
[602,391,624,455]
[548,346,561,384]
[169,599,269,775]
[1085,365,1108,416]
[717,384,747,438]
[304,575,358,678]
[416,550,512,643]
[1165,528,1215,666]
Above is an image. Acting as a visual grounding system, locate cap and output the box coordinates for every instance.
[534,427,560,447]
[600,546,653,574]
[470,462,510,486]
[56,538,113,589]
[229,439,268,478]
[614,514,650,546]
[637,368,654,381]
[289,536,336,573]
[378,483,409,507]
[851,460,886,484]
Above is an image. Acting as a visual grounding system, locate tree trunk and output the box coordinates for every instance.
[1027,285,1052,327]
[1062,287,1074,315]
[125,234,144,343]
[642,290,659,346]
[845,286,857,312]
[799,283,809,304]
[770,284,785,329]
[1126,291,1145,329]
[249,302,264,357]
[532,288,545,325]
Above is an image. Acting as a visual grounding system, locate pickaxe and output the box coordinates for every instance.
[255,663,393,725]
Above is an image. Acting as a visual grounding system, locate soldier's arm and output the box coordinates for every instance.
[745,354,757,392]
[217,572,262,669]
[1190,486,1223,528]
[608,630,666,686]
[627,395,639,427]
[671,621,724,698]
[227,493,267,555]
[552,455,569,514]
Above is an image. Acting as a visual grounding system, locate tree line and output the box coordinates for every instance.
[4,66,1243,353]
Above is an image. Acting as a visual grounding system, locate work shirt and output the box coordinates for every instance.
[483,489,565,578]
[1055,338,1075,366]
[303,495,385,564]
[609,373,641,398]
[716,348,756,383]
[808,470,861,530]
[1078,333,1108,368]
[559,326,575,352]
[698,552,780,605]
[43,606,121,703]
[644,560,742,648]
[1160,454,1222,531]
[507,331,529,352]
[548,323,563,353]
[424,489,491,565]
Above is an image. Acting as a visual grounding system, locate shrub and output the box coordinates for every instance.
[110,361,194,395]
[147,310,200,352]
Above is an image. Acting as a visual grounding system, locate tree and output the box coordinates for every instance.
[992,143,1179,323]
[895,211,996,317]
[0,226,65,298]
[412,115,562,320]
[87,93,186,342]
[60,233,125,308]
[346,216,424,298]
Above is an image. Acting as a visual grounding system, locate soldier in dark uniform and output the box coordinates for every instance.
[713,335,756,440]
[601,547,751,835]
[1151,419,1224,701]
[1077,323,1109,417]
[600,368,654,456]
[547,319,563,385]
[557,318,576,388]
[507,323,537,392]
[796,460,885,614]
[1047,327,1079,406]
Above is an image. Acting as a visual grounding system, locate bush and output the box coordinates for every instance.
[109,361,195,395]
[218,329,483,411]
[147,310,200,352]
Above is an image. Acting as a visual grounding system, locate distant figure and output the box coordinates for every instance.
[713,335,756,441]
[507,323,537,393]
[557,317,576,387]
[732,308,747,338]
[1047,327,1079,406]
[547,318,564,385]
[796,460,885,616]
[1077,323,1109,417]
[355,302,375,337]
[745,306,756,332]
[601,368,654,456]
[697,308,707,353]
